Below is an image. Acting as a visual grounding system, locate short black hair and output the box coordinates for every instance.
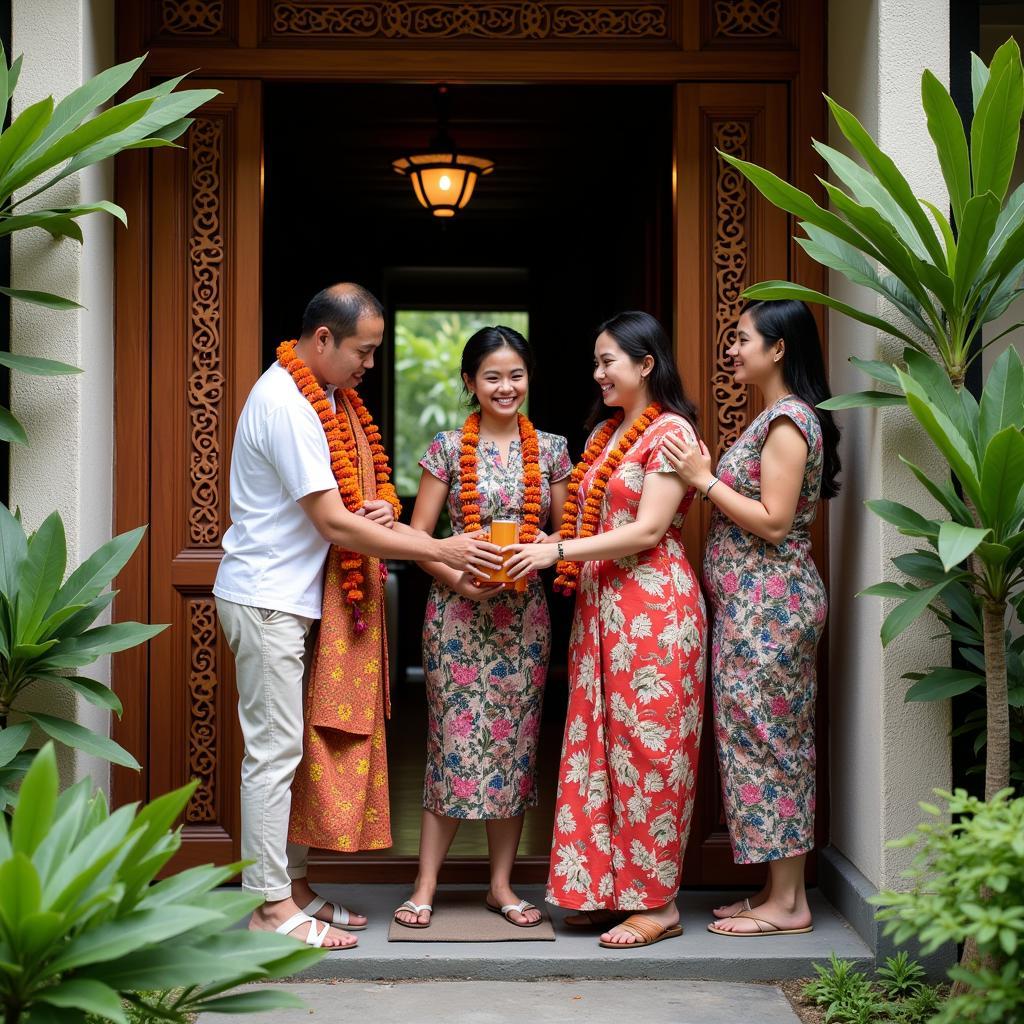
[300,283,383,344]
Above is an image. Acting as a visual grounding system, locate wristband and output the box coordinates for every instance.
[705,476,720,499]
[557,541,565,560]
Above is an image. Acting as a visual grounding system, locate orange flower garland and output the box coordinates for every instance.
[276,340,401,625]
[459,412,542,543]
[553,402,662,595]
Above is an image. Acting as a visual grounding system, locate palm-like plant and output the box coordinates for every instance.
[719,38,1024,801]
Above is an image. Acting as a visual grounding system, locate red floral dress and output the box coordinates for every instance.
[546,413,706,911]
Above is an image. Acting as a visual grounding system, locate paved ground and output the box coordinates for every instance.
[199,980,802,1023]
[264,884,870,981]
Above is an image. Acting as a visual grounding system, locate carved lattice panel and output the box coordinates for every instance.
[701,0,792,48]
[146,0,238,44]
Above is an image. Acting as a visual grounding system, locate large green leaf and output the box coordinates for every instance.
[953,192,1001,306]
[979,425,1024,532]
[906,667,984,702]
[986,180,1024,271]
[42,621,165,668]
[33,674,123,715]
[979,345,1024,451]
[937,521,991,571]
[11,742,57,855]
[881,579,958,647]
[0,210,83,241]
[971,38,1024,204]
[899,456,973,527]
[903,349,974,452]
[742,281,919,345]
[189,991,307,1015]
[0,852,41,930]
[35,979,128,1024]
[921,68,971,226]
[46,590,116,640]
[0,502,28,600]
[825,94,947,268]
[972,52,991,111]
[866,499,939,539]
[0,723,31,767]
[850,356,901,387]
[49,525,146,615]
[0,404,28,445]
[22,712,141,770]
[0,98,153,198]
[818,391,906,411]
[0,286,82,311]
[17,511,66,644]
[0,95,53,189]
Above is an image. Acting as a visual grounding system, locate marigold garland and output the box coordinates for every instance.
[276,340,402,626]
[553,402,662,595]
[458,412,542,544]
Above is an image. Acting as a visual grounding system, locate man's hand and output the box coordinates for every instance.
[356,499,396,528]
[436,530,503,578]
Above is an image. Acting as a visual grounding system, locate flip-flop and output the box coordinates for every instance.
[274,912,357,949]
[715,897,753,919]
[597,913,683,948]
[486,898,543,928]
[393,900,432,929]
[707,912,813,937]
[562,909,628,930]
[302,895,367,931]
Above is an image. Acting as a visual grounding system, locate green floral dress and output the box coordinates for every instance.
[419,428,573,819]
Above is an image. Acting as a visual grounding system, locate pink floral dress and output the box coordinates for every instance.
[704,396,825,864]
[546,413,706,911]
[419,429,572,819]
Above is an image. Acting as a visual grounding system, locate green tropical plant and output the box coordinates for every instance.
[877,951,927,1001]
[0,743,324,1024]
[717,37,1024,801]
[872,788,1024,1023]
[0,507,166,802]
[0,43,217,445]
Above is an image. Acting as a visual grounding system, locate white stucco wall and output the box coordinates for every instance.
[10,0,116,792]
[827,0,952,890]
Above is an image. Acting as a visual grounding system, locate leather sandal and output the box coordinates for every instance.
[302,895,366,931]
[707,911,813,937]
[274,911,358,949]
[597,913,683,948]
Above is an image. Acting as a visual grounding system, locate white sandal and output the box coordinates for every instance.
[274,912,336,948]
[302,895,367,931]
[393,900,432,929]
[486,898,542,928]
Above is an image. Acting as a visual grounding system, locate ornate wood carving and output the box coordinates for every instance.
[186,598,219,823]
[703,0,789,47]
[161,0,225,34]
[711,118,750,458]
[268,2,672,44]
[187,117,225,547]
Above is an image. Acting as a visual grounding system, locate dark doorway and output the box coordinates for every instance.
[261,81,673,871]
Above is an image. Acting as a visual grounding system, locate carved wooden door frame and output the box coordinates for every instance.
[113,0,828,883]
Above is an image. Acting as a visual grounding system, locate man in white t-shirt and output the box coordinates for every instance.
[214,283,501,949]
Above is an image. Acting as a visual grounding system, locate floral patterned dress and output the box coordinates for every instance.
[704,396,826,865]
[547,413,706,911]
[419,428,573,819]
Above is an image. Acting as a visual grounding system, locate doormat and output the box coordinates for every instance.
[387,890,555,942]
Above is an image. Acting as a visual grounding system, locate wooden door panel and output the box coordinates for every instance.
[149,80,262,870]
[673,82,799,886]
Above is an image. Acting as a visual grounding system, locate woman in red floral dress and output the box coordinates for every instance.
[506,311,706,949]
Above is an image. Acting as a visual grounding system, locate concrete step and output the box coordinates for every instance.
[287,884,872,982]
[201,980,804,1023]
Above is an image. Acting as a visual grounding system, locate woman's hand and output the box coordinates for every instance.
[436,531,504,577]
[662,435,714,492]
[533,530,549,544]
[451,573,505,601]
[357,498,396,528]
[503,542,560,580]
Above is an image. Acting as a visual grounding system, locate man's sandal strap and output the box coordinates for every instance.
[275,912,329,947]
[304,895,350,927]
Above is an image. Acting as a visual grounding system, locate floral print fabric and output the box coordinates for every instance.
[546,413,706,911]
[704,396,826,865]
[419,428,572,819]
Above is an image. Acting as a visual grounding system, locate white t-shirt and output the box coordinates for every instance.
[214,362,338,618]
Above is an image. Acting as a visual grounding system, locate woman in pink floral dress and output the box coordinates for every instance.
[665,300,840,937]
[506,311,705,950]
[393,326,571,930]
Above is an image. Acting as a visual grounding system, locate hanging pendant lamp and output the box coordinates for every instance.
[392,85,494,218]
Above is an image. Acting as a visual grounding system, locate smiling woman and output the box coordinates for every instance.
[393,310,529,495]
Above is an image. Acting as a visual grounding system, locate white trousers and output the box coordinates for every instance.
[216,597,314,901]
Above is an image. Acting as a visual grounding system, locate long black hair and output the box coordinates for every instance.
[461,324,535,407]
[743,299,842,499]
[587,310,699,432]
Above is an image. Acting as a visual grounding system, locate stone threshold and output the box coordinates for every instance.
[284,884,872,982]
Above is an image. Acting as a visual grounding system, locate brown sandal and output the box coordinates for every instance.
[597,913,683,948]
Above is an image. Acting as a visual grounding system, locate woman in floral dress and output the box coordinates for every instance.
[393,326,572,930]
[664,299,840,937]
[506,311,705,950]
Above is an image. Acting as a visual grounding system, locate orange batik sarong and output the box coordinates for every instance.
[289,392,392,852]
